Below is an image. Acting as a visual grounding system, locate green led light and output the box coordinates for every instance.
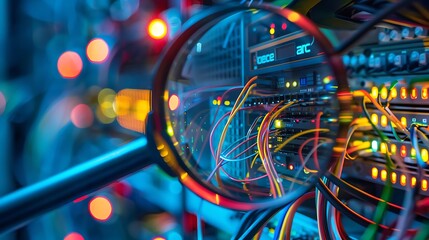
[411,148,416,159]
[371,140,378,152]
[274,119,284,129]
[167,125,174,136]
[323,76,331,84]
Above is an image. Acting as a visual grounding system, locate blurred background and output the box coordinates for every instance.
[0,0,246,239]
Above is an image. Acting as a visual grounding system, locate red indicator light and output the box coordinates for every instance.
[148,19,167,40]
[400,145,407,157]
[282,23,287,30]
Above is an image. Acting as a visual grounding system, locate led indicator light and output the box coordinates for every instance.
[411,88,418,99]
[371,167,378,179]
[400,87,407,99]
[371,86,379,99]
[411,147,416,158]
[400,174,407,186]
[390,87,398,99]
[411,177,417,187]
[292,81,298,87]
[381,170,387,181]
[371,140,378,152]
[380,142,387,153]
[400,145,407,157]
[391,144,397,154]
[401,117,407,128]
[391,172,397,184]
[422,179,428,191]
[422,88,428,99]
[381,115,388,127]
[148,19,168,40]
[371,114,378,125]
[422,149,428,162]
[380,87,388,99]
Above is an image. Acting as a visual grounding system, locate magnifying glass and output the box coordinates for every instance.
[0,2,352,233]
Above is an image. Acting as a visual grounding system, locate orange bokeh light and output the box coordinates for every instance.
[64,232,84,240]
[287,12,301,22]
[86,38,109,63]
[148,19,167,40]
[168,94,180,111]
[89,196,113,221]
[57,51,83,79]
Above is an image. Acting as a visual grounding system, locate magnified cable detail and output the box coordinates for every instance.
[157,6,350,207]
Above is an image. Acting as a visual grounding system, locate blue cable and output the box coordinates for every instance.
[273,202,292,240]
[411,125,427,168]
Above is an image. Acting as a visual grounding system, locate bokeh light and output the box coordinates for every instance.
[152,237,166,240]
[115,89,151,133]
[0,91,6,115]
[168,94,180,111]
[148,19,168,40]
[57,51,83,79]
[112,182,132,197]
[86,38,109,63]
[70,104,94,128]
[64,232,84,240]
[89,196,113,221]
[98,88,116,121]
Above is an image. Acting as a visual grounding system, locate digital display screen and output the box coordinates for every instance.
[250,35,321,71]
[276,43,296,60]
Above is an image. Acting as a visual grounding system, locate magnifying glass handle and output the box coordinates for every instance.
[0,137,156,234]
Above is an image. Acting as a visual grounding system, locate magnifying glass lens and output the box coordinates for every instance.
[162,8,345,207]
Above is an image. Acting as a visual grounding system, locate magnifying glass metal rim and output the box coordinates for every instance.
[151,2,352,210]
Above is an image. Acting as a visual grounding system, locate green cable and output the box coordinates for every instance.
[361,100,394,240]
[390,122,406,142]
[414,222,429,240]
[408,76,429,90]
[271,0,294,8]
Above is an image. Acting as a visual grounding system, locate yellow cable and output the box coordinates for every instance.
[245,154,260,179]
[216,83,257,162]
[265,101,296,195]
[353,90,408,135]
[279,192,315,239]
[215,82,257,187]
[274,128,330,153]
[255,101,297,197]
[257,102,284,197]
